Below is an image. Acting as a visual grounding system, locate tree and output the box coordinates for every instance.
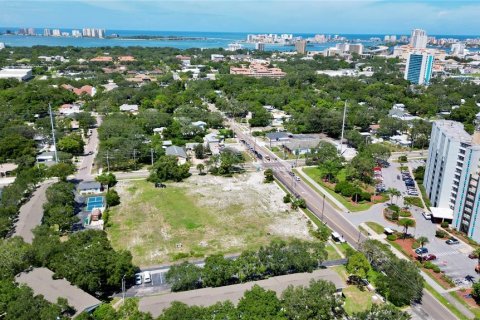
[158,301,205,320]
[193,144,206,159]
[320,159,342,182]
[76,112,96,131]
[387,187,401,204]
[47,162,75,181]
[106,189,120,207]
[96,173,117,191]
[398,218,415,238]
[363,143,391,162]
[473,248,480,270]
[116,298,153,320]
[165,262,203,292]
[417,236,429,256]
[148,155,191,183]
[352,303,411,320]
[264,168,274,183]
[0,237,33,280]
[196,163,205,175]
[346,252,371,279]
[282,279,344,320]
[237,285,284,320]
[472,281,480,303]
[202,254,236,287]
[57,134,85,156]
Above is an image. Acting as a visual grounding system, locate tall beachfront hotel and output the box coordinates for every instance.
[404,52,434,85]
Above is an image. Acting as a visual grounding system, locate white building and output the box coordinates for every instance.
[424,120,472,212]
[0,42,5,50]
[451,43,466,56]
[119,104,139,113]
[0,68,33,81]
[410,28,428,50]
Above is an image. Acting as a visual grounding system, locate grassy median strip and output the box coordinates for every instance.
[299,167,373,212]
[365,221,385,234]
[424,283,469,320]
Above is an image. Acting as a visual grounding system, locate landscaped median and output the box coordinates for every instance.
[299,167,388,212]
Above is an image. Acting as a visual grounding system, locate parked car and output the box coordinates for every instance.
[446,237,460,245]
[417,253,437,261]
[155,182,166,188]
[135,273,143,285]
[143,271,152,283]
[415,247,428,255]
[469,252,478,259]
[422,211,432,220]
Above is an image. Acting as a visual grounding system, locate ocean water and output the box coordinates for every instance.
[0,28,477,51]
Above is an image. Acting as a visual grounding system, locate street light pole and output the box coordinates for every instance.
[340,100,347,156]
[321,194,326,221]
[121,274,126,304]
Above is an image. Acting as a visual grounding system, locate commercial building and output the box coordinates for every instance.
[255,42,265,52]
[0,68,33,81]
[410,28,428,49]
[295,40,307,54]
[404,52,434,85]
[230,62,286,78]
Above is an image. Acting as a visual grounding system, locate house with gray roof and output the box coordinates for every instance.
[266,132,292,147]
[166,146,188,164]
[78,181,101,195]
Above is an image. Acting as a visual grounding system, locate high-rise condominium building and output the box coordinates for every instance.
[255,42,265,52]
[43,28,52,37]
[404,52,434,85]
[52,29,61,37]
[295,40,307,54]
[425,120,480,242]
[410,28,428,49]
[348,44,363,55]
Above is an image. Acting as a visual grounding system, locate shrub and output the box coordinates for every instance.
[436,230,448,238]
[283,194,291,203]
[391,211,399,221]
[400,210,412,217]
[387,234,397,241]
[432,265,441,273]
[424,262,435,269]
[334,181,350,194]
[361,192,371,202]
[411,241,420,249]
[441,221,449,228]
[398,155,408,163]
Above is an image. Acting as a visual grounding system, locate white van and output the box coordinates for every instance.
[143,271,152,283]
[332,232,346,243]
[422,211,432,220]
[384,227,394,235]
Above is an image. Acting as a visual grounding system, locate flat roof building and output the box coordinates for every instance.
[0,68,33,81]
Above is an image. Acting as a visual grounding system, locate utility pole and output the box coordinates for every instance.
[121,274,126,304]
[132,149,139,163]
[321,194,326,221]
[105,151,110,173]
[150,148,154,166]
[48,103,59,163]
[339,100,347,156]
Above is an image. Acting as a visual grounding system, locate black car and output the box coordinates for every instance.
[446,237,459,245]
[155,182,166,188]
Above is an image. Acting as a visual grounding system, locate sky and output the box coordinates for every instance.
[1,0,479,35]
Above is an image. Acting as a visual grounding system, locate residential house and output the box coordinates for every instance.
[388,104,420,121]
[191,121,207,130]
[119,104,139,113]
[266,132,291,147]
[283,139,321,155]
[77,181,101,195]
[165,146,188,164]
[36,151,56,165]
[58,103,81,116]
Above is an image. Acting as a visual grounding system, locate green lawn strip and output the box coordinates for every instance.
[300,167,373,212]
[404,196,424,208]
[424,283,469,320]
[417,183,432,208]
[449,291,480,318]
[343,285,374,315]
[325,244,342,260]
[358,225,369,236]
[365,221,385,234]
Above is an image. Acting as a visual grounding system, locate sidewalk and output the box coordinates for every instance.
[295,167,347,212]
[360,223,475,319]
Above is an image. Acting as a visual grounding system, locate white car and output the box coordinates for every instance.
[143,271,152,283]
[422,211,432,220]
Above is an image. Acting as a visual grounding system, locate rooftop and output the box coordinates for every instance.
[435,120,472,144]
[78,181,101,191]
[16,268,101,317]
[165,145,187,158]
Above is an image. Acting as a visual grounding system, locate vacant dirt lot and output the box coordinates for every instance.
[108,172,312,266]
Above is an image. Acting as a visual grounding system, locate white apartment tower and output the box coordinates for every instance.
[410,28,428,49]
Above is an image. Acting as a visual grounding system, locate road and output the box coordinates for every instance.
[75,114,102,181]
[13,181,54,243]
[228,120,459,320]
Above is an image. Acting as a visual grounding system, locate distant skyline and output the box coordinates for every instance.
[1,1,480,35]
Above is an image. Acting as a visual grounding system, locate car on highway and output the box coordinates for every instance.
[135,273,143,285]
[446,237,460,245]
[288,171,295,176]
[417,253,437,261]
[295,176,301,181]
[415,247,428,255]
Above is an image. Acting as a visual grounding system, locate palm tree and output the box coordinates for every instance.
[196,163,205,175]
[398,218,415,239]
[417,236,429,261]
[387,187,401,204]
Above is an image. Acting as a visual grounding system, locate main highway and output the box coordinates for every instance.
[229,120,459,320]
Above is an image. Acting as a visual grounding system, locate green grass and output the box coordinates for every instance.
[108,179,304,266]
[418,184,432,208]
[300,167,374,212]
[343,285,374,315]
[404,196,424,208]
[424,283,469,320]
[365,221,385,234]
[449,291,480,318]
[325,244,342,260]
